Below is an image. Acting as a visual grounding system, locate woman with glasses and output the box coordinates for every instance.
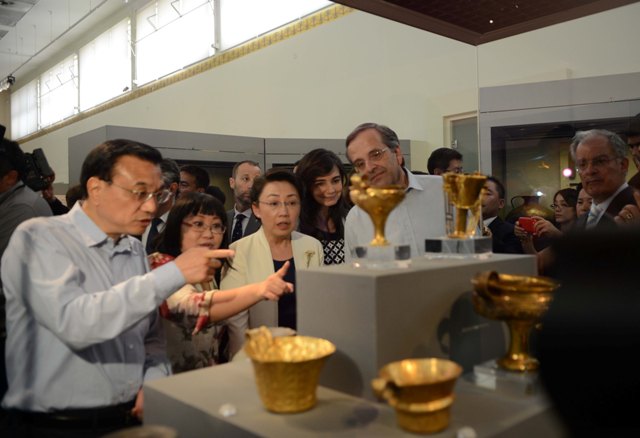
[515,188,578,274]
[221,168,324,357]
[148,192,293,372]
[295,149,350,265]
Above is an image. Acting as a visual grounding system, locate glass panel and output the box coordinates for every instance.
[135,0,214,85]
[40,54,78,127]
[219,0,331,49]
[79,19,131,111]
[10,80,38,138]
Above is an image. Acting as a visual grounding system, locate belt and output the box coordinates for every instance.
[9,400,140,430]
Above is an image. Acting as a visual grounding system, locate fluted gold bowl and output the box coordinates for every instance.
[372,358,462,434]
[244,327,336,413]
[471,271,559,371]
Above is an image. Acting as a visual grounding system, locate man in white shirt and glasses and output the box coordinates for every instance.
[343,122,445,260]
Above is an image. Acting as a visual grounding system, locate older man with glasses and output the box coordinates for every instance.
[343,122,446,260]
[571,129,635,229]
[1,139,232,437]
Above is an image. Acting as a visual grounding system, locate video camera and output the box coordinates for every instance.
[0,124,54,192]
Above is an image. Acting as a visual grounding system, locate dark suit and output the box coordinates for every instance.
[628,171,640,192]
[226,209,261,242]
[574,185,636,230]
[487,216,523,254]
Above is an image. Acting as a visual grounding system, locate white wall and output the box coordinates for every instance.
[18,3,640,184]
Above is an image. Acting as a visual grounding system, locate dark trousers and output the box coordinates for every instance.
[2,400,141,438]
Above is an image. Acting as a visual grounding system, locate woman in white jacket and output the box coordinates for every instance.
[221,168,323,356]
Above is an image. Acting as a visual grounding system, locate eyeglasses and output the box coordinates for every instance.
[575,155,619,172]
[182,220,226,235]
[550,203,571,210]
[110,182,172,204]
[352,148,390,173]
[258,200,300,210]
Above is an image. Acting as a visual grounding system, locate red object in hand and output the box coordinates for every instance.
[518,217,538,234]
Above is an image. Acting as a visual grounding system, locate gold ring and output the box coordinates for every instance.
[626,213,633,220]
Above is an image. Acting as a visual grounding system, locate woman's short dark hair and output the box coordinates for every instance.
[80,139,162,199]
[250,168,302,204]
[154,192,228,257]
[295,148,349,239]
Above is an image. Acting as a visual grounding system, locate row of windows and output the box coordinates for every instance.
[11,0,331,139]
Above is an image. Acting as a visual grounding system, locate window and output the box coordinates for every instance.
[135,0,215,85]
[11,80,38,138]
[40,55,78,127]
[79,19,131,111]
[219,0,331,49]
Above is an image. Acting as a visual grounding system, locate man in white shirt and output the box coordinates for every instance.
[344,122,445,260]
[227,160,262,243]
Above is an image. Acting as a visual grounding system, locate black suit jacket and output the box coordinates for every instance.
[575,185,636,230]
[226,209,261,242]
[487,216,523,254]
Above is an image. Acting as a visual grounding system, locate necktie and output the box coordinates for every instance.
[146,217,163,253]
[586,204,602,230]
[231,214,246,243]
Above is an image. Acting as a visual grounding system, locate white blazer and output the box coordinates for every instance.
[220,227,324,356]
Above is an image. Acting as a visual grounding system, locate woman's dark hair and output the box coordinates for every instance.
[554,188,578,209]
[250,168,302,204]
[153,192,229,258]
[295,148,349,240]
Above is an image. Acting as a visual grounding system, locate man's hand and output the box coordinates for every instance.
[615,191,640,226]
[174,248,235,284]
[257,260,294,301]
[132,388,144,421]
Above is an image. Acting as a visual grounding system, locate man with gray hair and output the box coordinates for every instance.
[142,158,180,253]
[343,122,445,259]
[571,129,635,229]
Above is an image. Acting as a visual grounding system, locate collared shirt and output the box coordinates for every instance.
[1,203,185,412]
[590,182,629,225]
[344,169,446,261]
[233,207,253,235]
[141,209,170,250]
[483,216,497,227]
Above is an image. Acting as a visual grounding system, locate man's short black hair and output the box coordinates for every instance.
[79,139,162,199]
[486,176,506,200]
[180,165,210,189]
[427,148,463,174]
[0,138,26,180]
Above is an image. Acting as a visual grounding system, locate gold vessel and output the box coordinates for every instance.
[442,173,487,238]
[349,174,405,246]
[244,327,336,413]
[372,358,462,434]
[471,271,559,372]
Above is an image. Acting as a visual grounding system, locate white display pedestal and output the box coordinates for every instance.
[296,254,536,400]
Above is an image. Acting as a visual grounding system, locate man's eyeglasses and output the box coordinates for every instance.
[258,200,300,210]
[110,182,172,204]
[182,221,226,235]
[575,155,619,173]
[352,148,389,173]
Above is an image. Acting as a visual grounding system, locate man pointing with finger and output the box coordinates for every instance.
[1,139,232,437]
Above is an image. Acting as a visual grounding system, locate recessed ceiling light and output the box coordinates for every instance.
[489,19,494,24]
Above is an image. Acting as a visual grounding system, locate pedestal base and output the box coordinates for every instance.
[425,236,492,259]
[351,244,411,269]
[473,360,539,396]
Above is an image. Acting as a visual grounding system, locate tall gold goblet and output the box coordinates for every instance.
[443,173,487,238]
[349,174,405,246]
[471,271,559,372]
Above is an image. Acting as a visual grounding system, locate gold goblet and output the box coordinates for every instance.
[349,174,405,246]
[442,173,487,238]
[471,271,559,372]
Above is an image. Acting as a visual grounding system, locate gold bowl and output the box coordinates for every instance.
[471,271,559,371]
[372,358,462,434]
[244,327,336,413]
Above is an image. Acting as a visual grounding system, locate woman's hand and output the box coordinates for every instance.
[615,191,640,226]
[533,216,562,238]
[257,261,294,301]
[514,223,536,254]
